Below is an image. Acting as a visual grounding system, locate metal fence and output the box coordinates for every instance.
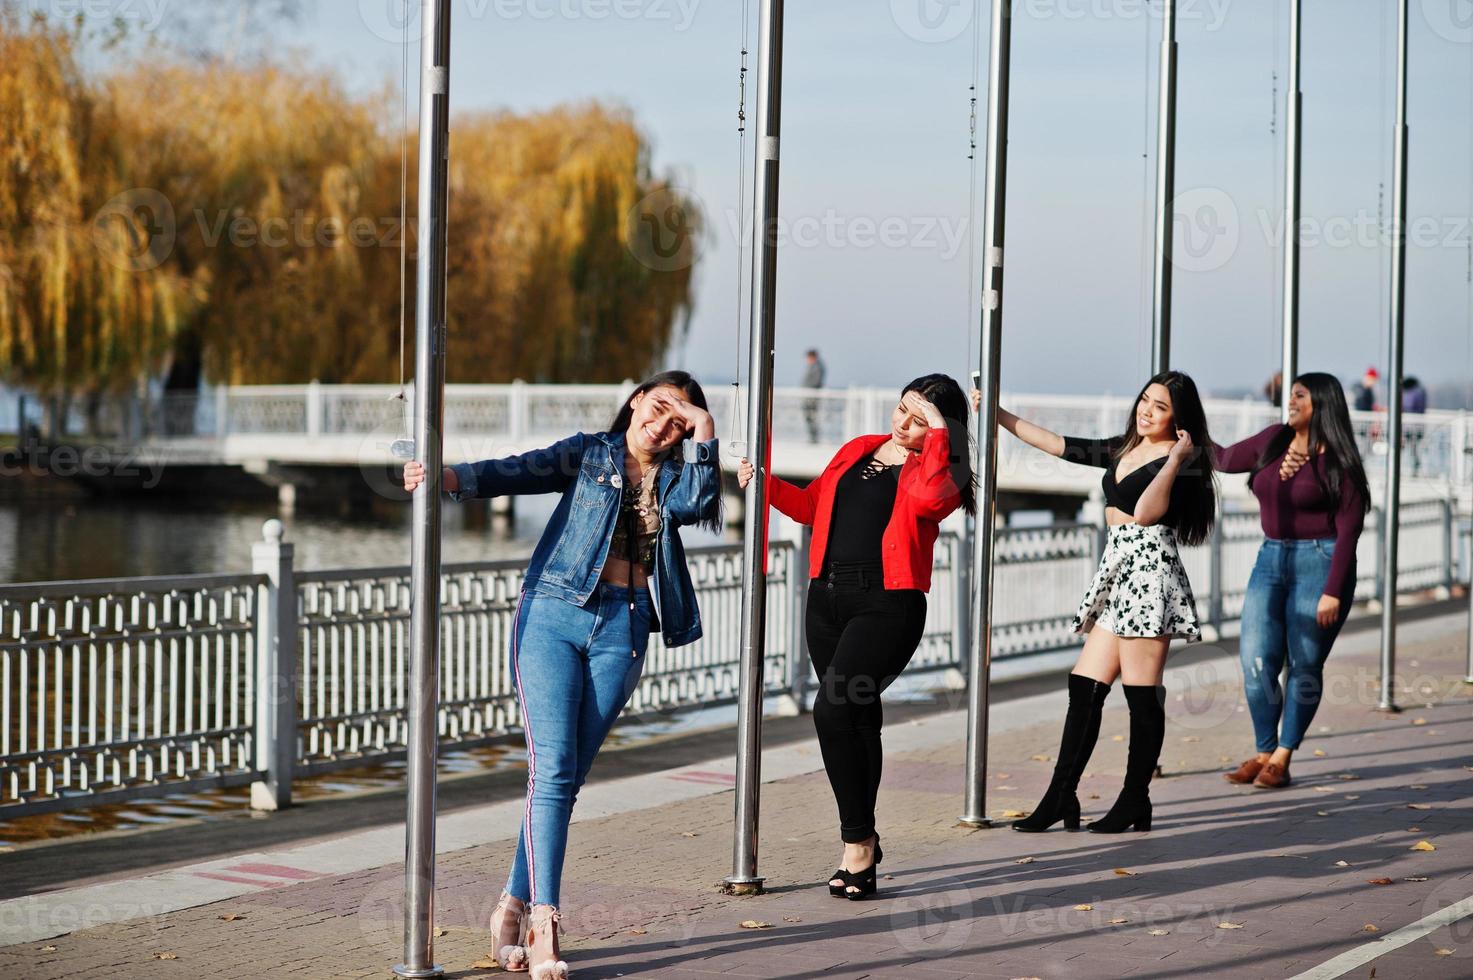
[2,504,1466,818]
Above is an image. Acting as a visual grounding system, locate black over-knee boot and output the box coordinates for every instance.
[1088,684,1165,833]
[1012,673,1112,832]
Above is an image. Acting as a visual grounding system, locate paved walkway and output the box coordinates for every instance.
[1,607,1470,979]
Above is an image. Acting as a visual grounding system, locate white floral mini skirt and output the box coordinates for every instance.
[1071,523,1201,642]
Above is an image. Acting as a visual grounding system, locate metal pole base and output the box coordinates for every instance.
[721,876,766,896]
[1374,702,1402,714]
[391,965,444,978]
[957,816,995,829]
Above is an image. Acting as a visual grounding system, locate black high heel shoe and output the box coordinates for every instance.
[827,869,852,897]
[1011,782,1082,833]
[842,835,883,901]
[1086,792,1152,833]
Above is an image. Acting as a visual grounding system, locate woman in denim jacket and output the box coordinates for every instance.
[403,371,721,979]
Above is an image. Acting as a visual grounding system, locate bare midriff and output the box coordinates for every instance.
[600,556,651,590]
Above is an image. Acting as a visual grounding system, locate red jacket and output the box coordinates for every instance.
[767,428,962,592]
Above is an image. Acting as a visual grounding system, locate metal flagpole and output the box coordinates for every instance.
[1378,0,1409,713]
[394,0,451,975]
[961,0,1014,829]
[1280,0,1302,420]
[726,0,785,896]
[1151,0,1178,376]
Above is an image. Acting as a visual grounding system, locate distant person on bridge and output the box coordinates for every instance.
[983,372,1217,835]
[738,374,975,900]
[404,371,721,979]
[1217,373,1369,789]
[802,348,826,443]
[1402,376,1428,475]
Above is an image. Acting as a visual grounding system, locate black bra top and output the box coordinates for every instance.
[1061,435,1181,526]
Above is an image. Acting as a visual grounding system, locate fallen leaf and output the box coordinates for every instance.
[1074,904,1094,911]
[1404,876,1429,882]
[1088,794,1100,800]
[1113,868,1136,876]
[783,916,802,923]
[739,920,772,930]
[433,928,447,938]
[1112,735,1125,742]
[1344,795,1361,800]
[1317,811,1331,817]
[1411,841,1437,852]
[1362,924,1380,933]
[1337,774,1361,781]
[1435,949,1454,957]
[1015,856,1035,865]
[39,945,56,952]
[1313,786,1334,793]
[1030,755,1053,763]
[218,914,245,922]
[996,773,1012,779]
[1411,784,1429,790]
[1181,736,1200,743]
[629,928,647,935]
[1409,827,1422,833]
[1109,917,1129,925]
[1147,929,1170,936]
[1272,853,1309,860]
[682,831,699,837]
[1000,810,1028,819]
[997,785,1017,790]
[1408,803,1431,810]
[1312,749,1327,757]
[470,958,498,970]
[1218,922,1245,930]
[152,952,178,961]
[1367,878,1393,886]
[1412,718,1427,726]
[1334,860,1351,867]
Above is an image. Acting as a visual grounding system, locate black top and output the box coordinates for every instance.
[825,455,900,565]
[1062,435,1183,528]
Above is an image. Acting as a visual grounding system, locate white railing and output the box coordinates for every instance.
[46,383,1473,490]
[2,505,1466,818]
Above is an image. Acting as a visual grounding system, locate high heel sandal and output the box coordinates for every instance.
[828,834,882,896]
[842,835,882,901]
[525,904,569,980]
[489,890,528,972]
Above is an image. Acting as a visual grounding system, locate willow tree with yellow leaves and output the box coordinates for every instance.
[0,13,701,428]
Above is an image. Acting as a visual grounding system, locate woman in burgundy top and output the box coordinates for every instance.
[1217,373,1370,789]
[738,374,974,899]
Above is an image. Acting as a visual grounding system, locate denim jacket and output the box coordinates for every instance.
[448,431,721,647]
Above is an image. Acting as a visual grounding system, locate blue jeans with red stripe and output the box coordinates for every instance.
[505,583,653,908]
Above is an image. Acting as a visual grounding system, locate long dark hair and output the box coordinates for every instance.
[901,373,978,517]
[1115,371,1217,546]
[606,370,720,532]
[1250,372,1371,516]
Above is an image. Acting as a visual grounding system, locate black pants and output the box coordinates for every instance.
[806,562,927,844]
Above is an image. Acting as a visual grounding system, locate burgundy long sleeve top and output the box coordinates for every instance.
[1216,424,1367,601]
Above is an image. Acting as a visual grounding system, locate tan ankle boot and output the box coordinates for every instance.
[525,904,568,980]
[489,891,528,972]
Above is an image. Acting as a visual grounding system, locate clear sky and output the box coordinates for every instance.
[123,1,1473,398]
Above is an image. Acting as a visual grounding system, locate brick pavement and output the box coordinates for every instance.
[1,609,1469,980]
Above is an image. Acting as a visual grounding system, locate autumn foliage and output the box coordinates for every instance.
[0,13,700,400]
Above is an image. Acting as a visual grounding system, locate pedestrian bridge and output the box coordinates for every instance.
[69,382,1473,509]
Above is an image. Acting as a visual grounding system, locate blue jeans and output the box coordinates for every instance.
[505,583,653,908]
[1239,539,1353,753]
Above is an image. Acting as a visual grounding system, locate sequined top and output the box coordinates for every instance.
[609,463,661,570]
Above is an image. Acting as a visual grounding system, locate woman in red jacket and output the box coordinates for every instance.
[738,374,975,900]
